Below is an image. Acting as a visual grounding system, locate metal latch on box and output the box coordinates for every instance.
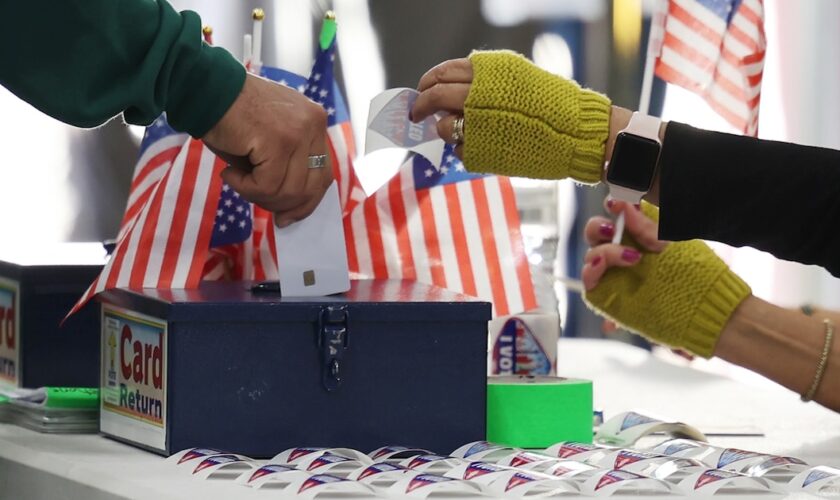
[317,306,349,392]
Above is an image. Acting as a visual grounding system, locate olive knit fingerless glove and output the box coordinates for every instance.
[584,204,752,358]
[463,51,611,183]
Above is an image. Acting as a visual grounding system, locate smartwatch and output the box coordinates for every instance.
[605,112,662,203]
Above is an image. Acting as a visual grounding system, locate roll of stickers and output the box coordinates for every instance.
[489,314,559,376]
[487,376,593,448]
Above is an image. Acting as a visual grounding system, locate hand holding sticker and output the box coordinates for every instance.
[366,88,447,170]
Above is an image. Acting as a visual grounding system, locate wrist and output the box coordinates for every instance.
[604,106,633,175]
[603,106,668,205]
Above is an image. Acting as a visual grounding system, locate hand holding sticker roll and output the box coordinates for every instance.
[582,201,751,359]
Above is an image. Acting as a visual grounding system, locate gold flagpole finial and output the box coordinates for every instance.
[202,25,213,36]
[252,8,265,21]
[324,10,336,21]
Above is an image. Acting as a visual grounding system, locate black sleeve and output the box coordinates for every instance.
[658,122,840,277]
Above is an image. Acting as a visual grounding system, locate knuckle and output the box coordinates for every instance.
[281,122,307,143]
[432,63,448,83]
[308,103,328,128]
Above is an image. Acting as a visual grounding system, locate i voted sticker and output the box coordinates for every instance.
[190,454,256,480]
[594,411,707,447]
[400,454,467,474]
[368,445,432,462]
[494,451,559,471]
[598,449,704,483]
[482,469,580,498]
[451,440,519,461]
[348,462,410,487]
[387,471,484,498]
[272,447,371,466]
[296,453,368,478]
[676,468,771,495]
[544,442,611,465]
[544,460,600,482]
[581,469,673,496]
[286,473,376,499]
[786,466,840,495]
[366,88,446,170]
[237,463,296,485]
[166,447,226,466]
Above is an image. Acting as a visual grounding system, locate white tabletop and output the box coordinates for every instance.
[1,338,837,500]
[557,339,840,466]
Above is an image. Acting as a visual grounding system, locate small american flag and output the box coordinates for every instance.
[344,145,537,316]
[70,135,226,316]
[201,181,258,281]
[653,0,766,135]
[117,116,188,241]
[302,37,366,217]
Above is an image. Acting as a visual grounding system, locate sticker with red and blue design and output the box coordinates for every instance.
[406,454,450,469]
[370,445,430,461]
[759,456,807,468]
[406,474,454,493]
[803,468,838,488]
[555,442,598,459]
[192,454,247,474]
[307,454,353,471]
[298,474,346,493]
[717,449,764,469]
[288,447,325,463]
[505,472,541,491]
[460,441,498,458]
[614,450,657,469]
[357,463,406,481]
[371,445,408,461]
[507,451,549,468]
[247,464,296,484]
[462,462,506,480]
[694,469,740,490]
[492,317,551,375]
[619,412,659,431]
[595,470,646,491]
[660,440,700,456]
[176,448,224,465]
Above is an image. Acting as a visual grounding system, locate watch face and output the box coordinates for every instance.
[607,132,661,191]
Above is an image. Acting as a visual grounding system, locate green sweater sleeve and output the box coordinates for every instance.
[0,0,245,137]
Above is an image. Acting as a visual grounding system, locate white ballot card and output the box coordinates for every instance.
[366,88,446,170]
[274,181,351,297]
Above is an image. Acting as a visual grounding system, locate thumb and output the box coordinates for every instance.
[622,205,668,253]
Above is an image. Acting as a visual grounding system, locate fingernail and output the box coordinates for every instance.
[607,199,615,209]
[622,248,641,262]
[599,223,614,238]
[591,256,603,267]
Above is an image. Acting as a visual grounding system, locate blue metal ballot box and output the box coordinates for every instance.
[97,280,491,457]
[0,243,105,389]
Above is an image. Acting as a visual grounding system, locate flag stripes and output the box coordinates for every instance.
[654,0,765,135]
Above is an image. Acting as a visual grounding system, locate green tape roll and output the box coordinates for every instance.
[44,388,99,409]
[487,376,593,448]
